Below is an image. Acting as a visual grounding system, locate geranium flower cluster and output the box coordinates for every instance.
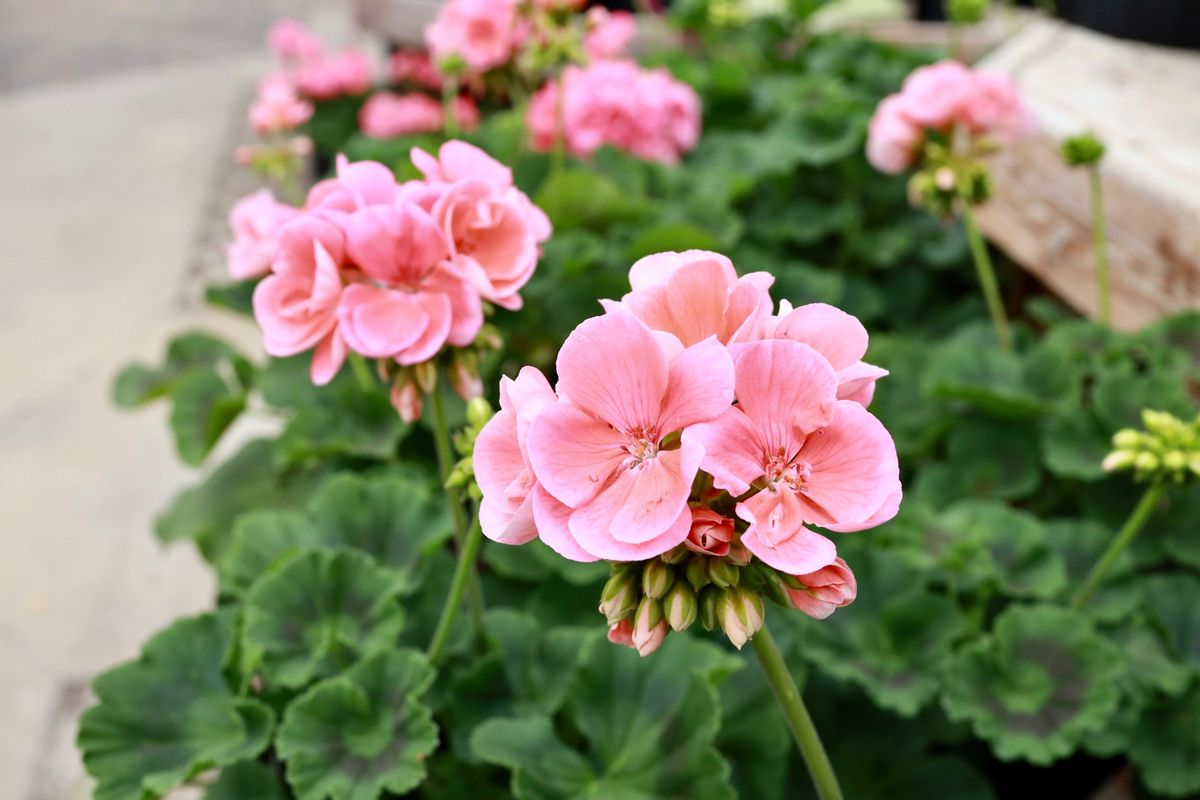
[231,141,549,417]
[266,19,371,103]
[359,92,479,139]
[526,60,702,164]
[867,59,1034,175]
[474,251,901,654]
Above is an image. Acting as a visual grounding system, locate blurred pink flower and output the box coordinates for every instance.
[388,49,444,91]
[248,74,313,135]
[267,19,323,64]
[896,59,975,130]
[225,188,299,280]
[866,94,922,174]
[425,0,519,73]
[359,92,444,138]
[786,557,857,619]
[962,70,1036,142]
[585,9,636,61]
[295,48,372,100]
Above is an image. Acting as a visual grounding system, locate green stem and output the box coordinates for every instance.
[443,75,460,139]
[427,514,484,663]
[962,204,1013,352]
[1088,166,1112,326]
[427,383,487,637]
[751,627,844,800]
[551,71,567,177]
[349,353,375,393]
[1071,482,1165,610]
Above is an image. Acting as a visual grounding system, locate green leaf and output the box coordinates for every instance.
[1093,369,1195,432]
[922,335,1046,419]
[169,368,247,466]
[155,439,326,562]
[791,551,965,716]
[204,761,289,800]
[940,604,1123,764]
[717,651,789,800]
[1128,680,1200,797]
[112,364,170,408]
[78,612,274,800]
[1048,519,1140,622]
[274,378,407,467]
[204,279,258,317]
[624,221,720,262]
[277,649,439,800]
[472,635,740,800]
[484,538,609,587]
[1114,617,1192,698]
[936,501,1067,599]
[915,420,1040,503]
[1041,412,1110,481]
[1158,487,1200,570]
[484,610,595,715]
[1143,573,1200,674]
[217,509,322,597]
[242,548,407,689]
[534,168,642,231]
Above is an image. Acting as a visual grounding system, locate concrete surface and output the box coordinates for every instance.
[0,1,352,797]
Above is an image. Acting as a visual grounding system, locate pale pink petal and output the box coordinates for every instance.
[422,263,483,347]
[723,272,775,343]
[741,517,836,575]
[569,501,692,561]
[731,340,838,453]
[554,311,668,431]
[473,406,524,505]
[336,284,429,358]
[527,401,626,508]
[684,408,762,496]
[836,361,889,407]
[657,337,735,434]
[437,140,513,186]
[310,328,347,385]
[334,154,397,209]
[532,484,600,562]
[737,486,810,548]
[628,249,735,291]
[825,486,902,533]
[394,292,452,366]
[480,494,538,545]
[624,257,735,347]
[772,303,869,371]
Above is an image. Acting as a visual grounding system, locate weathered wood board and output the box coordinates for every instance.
[975,18,1200,329]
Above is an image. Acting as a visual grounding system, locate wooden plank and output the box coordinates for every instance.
[974,18,1200,329]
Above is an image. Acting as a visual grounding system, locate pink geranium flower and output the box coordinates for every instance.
[786,557,857,619]
[585,9,636,61]
[305,154,401,213]
[866,94,922,175]
[527,311,735,561]
[761,301,888,406]
[615,250,774,347]
[226,189,300,280]
[895,59,975,130]
[962,70,1035,142]
[249,74,313,135]
[295,48,372,100]
[252,216,348,384]
[388,49,443,91]
[267,19,323,64]
[425,0,518,73]
[685,340,900,573]
[359,92,445,138]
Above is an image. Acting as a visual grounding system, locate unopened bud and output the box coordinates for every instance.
[599,570,639,625]
[642,559,675,599]
[708,557,740,589]
[1112,429,1142,450]
[1190,454,1200,478]
[685,555,710,591]
[1164,450,1187,471]
[632,597,667,657]
[663,581,697,632]
[390,380,422,423]
[718,587,765,650]
[698,587,719,631]
[466,397,494,428]
[413,360,438,394]
[934,166,957,192]
[1101,450,1136,472]
[1061,133,1105,167]
[1135,452,1160,472]
[450,352,482,401]
[660,544,690,565]
[1142,409,1176,437]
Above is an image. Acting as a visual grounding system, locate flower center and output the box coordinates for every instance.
[621,426,659,469]
[764,449,812,493]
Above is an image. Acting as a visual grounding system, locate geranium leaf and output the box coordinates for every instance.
[242,548,406,690]
[273,379,406,468]
[937,501,1066,599]
[78,611,274,800]
[217,509,322,598]
[204,761,288,800]
[472,635,740,800]
[1114,617,1192,698]
[1041,412,1111,481]
[277,649,439,800]
[1142,573,1200,673]
[915,422,1041,503]
[535,168,643,231]
[1048,519,1140,622]
[1128,680,1200,798]
[922,334,1047,419]
[941,605,1123,764]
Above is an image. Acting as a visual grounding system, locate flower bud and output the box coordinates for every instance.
[718,587,765,650]
[1135,452,1160,472]
[632,597,667,657]
[685,555,710,591]
[1101,449,1136,472]
[660,544,690,565]
[708,557,740,589]
[599,570,640,625]
[1190,454,1200,478]
[1164,450,1187,472]
[466,397,494,428]
[1061,133,1105,167]
[607,618,635,649]
[1112,429,1142,450]
[784,558,857,620]
[642,559,675,599]
[450,352,483,401]
[663,581,697,632]
[726,538,752,567]
[413,360,438,394]
[698,586,719,631]
[390,380,423,423]
[686,508,734,557]
[1142,409,1176,437]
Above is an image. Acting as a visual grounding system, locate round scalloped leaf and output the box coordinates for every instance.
[921,336,1047,420]
[471,634,740,800]
[938,501,1066,599]
[204,761,288,800]
[914,420,1041,504]
[1041,412,1111,481]
[1093,369,1194,432]
[78,611,274,800]
[277,649,438,800]
[1048,519,1140,622]
[941,605,1123,765]
[1142,573,1200,674]
[793,552,965,716]
[217,510,321,597]
[1128,680,1200,797]
[1158,488,1200,570]
[1114,617,1192,698]
[242,548,406,689]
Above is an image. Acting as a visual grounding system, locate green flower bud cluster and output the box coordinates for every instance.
[601,547,778,653]
[1061,132,1106,168]
[909,143,993,217]
[708,0,749,28]
[946,0,991,25]
[1102,409,1200,483]
[446,397,495,499]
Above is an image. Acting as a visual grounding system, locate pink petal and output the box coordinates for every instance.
[569,501,692,561]
[684,407,763,496]
[480,494,538,545]
[336,284,429,358]
[796,400,900,528]
[836,361,889,407]
[741,519,836,575]
[554,310,668,431]
[334,154,397,209]
[730,340,838,452]
[772,303,869,371]
[422,263,483,347]
[825,486,902,533]
[394,291,452,366]
[527,401,626,508]
[625,257,735,347]
[657,337,735,434]
[310,328,347,385]
[627,250,735,291]
[474,406,524,506]
[531,484,600,562]
[723,272,775,343]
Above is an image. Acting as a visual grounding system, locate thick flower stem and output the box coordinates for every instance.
[1071,482,1165,610]
[1088,166,1112,326]
[443,75,460,139]
[349,353,375,393]
[751,627,844,800]
[427,515,484,663]
[427,384,486,643]
[962,204,1013,352]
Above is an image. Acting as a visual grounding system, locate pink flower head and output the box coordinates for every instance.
[295,48,372,100]
[615,250,775,347]
[249,74,314,135]
[866,94,922,175]
[962,70,1036,142]
[388,49,444,91]
[306,154,401,213]
[474,367,564,546]
[527,311,735,561]
[895,59,975,130]
[226,189,300,280]
[411,139,513,187]
[425,0,518,73]
[762,301,888,407]
[337,202,482,364]
[253,216,348,384]
[585,9,636,61]
[359,92,444,138]
[786,557,857,620]
[268,19,323,64]
[685,340,900,573]
[686,508,734,557]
